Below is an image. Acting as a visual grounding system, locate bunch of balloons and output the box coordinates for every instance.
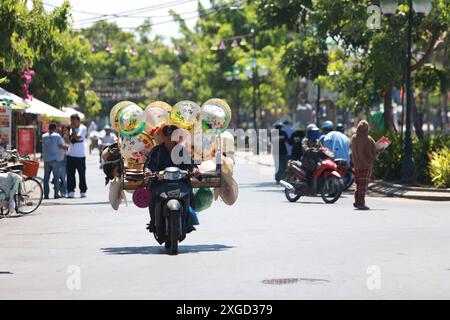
[109,98,233,167]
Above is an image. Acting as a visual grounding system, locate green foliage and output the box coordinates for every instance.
[371,124,450,185]
[0,0,100,115]
[429,146,450,188]
[282,37,328,80]
[370,127,403,181]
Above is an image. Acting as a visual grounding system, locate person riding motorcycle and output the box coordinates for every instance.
[319,120,334,144]
[335,123,345,134]
[300,124,323,185]
[144,124,201,233]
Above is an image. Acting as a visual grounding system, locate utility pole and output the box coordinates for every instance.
[401,0,415,184]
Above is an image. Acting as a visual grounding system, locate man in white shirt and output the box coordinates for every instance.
[67,114,88,198]
[99,125,117,168]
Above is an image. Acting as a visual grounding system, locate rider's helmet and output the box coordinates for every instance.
[320,120,334,133]
[335,123,345,133]
[306,124,321,140]
[274,122,283,129]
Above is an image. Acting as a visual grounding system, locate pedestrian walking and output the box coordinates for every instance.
[273,123,290,184]
[67,114,88,198]
[289,124,305,161]
[58,126,70,198]
[42,123,67,199]
[282,120,293,158]
[350,120,381,210]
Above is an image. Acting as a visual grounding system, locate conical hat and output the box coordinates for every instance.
[219,173,238,206]
[221,155,234,175]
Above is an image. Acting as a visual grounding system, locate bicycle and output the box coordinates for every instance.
[0,150,43,216]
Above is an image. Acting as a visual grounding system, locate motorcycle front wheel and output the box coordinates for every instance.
[321,176,343,204]
[167,214,179,255]
[284,187,301,202]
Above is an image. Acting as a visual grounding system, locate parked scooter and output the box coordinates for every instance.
[280,148,343,203]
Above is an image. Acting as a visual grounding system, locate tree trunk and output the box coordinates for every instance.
[412,96,424,139]
[424,92,431,135]
[383,86,395,131]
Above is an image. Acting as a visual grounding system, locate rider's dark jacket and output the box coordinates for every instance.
[301,137,322,172]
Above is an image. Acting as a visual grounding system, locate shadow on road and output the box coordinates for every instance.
[101,244,234,255]
[40,201,111,206]
[238,182,278,189]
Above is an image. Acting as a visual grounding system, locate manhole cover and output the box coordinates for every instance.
[262,278,329,285]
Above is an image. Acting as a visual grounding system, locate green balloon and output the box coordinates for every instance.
[194,187,213,212]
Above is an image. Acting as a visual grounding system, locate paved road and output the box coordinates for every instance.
[1,152,449,299]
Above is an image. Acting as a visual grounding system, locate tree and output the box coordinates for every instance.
[256,0,449,133]
[0,0,100,115]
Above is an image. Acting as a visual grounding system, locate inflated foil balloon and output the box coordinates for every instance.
[202,130,218,160]
[201,98,232,132]
[110,101,134,131]
[169,100,201,130]
[118,104,146,138]
[194,187,214,212]
[221,130,235,155]
[120,131,154,164]
[144,101,171,137]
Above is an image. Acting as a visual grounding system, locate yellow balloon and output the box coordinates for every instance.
[110,101,135,131]
[169,100,201,130]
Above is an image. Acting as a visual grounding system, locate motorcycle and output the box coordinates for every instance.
[89,131,101,155]
[335,159,355,191]
[147,167,198,255]
[280,148,343,204]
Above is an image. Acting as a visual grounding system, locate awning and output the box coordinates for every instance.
[24,97,66,118]
[62,107,85,121]
[0,87,28,110]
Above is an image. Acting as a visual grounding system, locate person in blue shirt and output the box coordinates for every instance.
[42,123,68,199]
[322,126,351,164]
[319,120,334,145]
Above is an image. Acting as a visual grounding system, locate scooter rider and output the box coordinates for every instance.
[301,124,322,187]
[319,120,334,145]
[144,124,201,233]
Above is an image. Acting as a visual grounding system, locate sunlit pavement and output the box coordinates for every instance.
[0,152,449,299]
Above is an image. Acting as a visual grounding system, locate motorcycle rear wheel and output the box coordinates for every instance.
[321,176,342,204]
[284,187,301,202]
[168,214,179,255]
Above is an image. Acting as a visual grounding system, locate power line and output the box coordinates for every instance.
[72,1,244,31]
[73,0,197,26]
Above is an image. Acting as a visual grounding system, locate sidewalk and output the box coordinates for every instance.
[368,180,450,201]
[236,151,450,201]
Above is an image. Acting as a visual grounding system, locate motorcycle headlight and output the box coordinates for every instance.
[164,171,181,181]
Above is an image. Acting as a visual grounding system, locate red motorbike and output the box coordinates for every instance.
[280,148,343,203]
[335,159,355,191]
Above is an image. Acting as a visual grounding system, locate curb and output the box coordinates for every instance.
[373,180,450,193]
[369,181,450,201]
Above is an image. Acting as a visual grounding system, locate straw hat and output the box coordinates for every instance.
[218,172,238,206]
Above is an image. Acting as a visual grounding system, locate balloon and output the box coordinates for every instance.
[188,130,217,161]
[201,98,232,132]
[221,130,235,155]
[118,104,146,138]
[110,101,134,131]
[144,101,171,136]
[194,188,213,212]
[120,131,154,164]
[169,100,201,130]
[132,187,152,208]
